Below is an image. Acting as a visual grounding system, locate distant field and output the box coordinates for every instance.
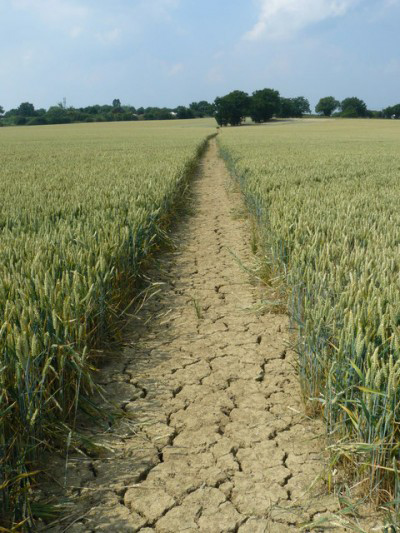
[218,119,400,501]
[0,119,215,524]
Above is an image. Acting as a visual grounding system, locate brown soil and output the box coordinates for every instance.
[42,139,380,533]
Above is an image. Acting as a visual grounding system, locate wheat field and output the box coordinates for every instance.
[0,119,215,525]
[218,119,400,506]
[2,116,400,526]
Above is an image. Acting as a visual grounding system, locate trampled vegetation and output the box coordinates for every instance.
[218,120,400,507]
[0,119,215,526]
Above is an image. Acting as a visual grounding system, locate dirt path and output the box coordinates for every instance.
[45,139,367,532]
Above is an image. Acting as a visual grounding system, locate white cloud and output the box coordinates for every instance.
[206,66,224,84]
[167,63,184,76]
[383,58,400,75]
[11,0,89,34]
[12,0,88,23]
[69,26,83,39]
[11,1,122,45]
[244,0,359,41]
[21,48,34,64]
[138,0,180,20]
[158,60,184,77]
[212,50,225,60]
[96,28,122,45]
[270,54,291,74]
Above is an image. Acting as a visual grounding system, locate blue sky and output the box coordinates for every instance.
[0,0,399,111]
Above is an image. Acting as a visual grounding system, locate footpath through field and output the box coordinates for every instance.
[46,139,370,532]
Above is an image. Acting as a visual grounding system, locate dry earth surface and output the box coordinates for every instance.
[40,139,380,533]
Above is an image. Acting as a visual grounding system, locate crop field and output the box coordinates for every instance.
[3,116,399,529]
[0,119,215,524]
[218,119,400,503]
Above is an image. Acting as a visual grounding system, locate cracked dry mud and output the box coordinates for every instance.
[45,139,364,532]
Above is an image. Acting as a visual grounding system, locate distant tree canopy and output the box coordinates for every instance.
[46,105,72,124]
[277,97,311,118]
[189,100,215,117]
[250,88,280,123]
[340,97,367,118]
[17,102,36,117]
[1,100,140,126]
[202,90,312,127]
[2,91,399,128]
[175,106,194,119]
[315,96,340,117]
[382,104,400,119]
[215,90,250,126]
[143,107,173,120]
[0,100,202,125]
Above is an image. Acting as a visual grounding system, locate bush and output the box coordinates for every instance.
[341,108,359,118]
[27,117,48,126]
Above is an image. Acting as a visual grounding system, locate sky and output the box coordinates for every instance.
[0,0,399,112]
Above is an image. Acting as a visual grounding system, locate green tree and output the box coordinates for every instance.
[17,102,36,117]
[143,107,173,120]
[175,106,194,119]
[122,105,136,114]
[391,105,400,118]
[315,96,340,117]
[383,104,400,119]
[214,90,250,126]
[293,96,311,115]
[81,105,102,115]
[382,106,393,118]
[189,100,215,117]
[45,106,71,124]
[112,99,123,114]
[278,98,293,118]
[27,116,48,126]
[278,96,310,118]
[340,97,367,117]
[369,110,383,118]
[0,105,4,116]
[250,88,280,123]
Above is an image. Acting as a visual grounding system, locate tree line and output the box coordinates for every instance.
[0,99,215,126]
[315,96,399,118]
[214,90,311,125]
[1,91,399,127]
[215,90,400,125]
